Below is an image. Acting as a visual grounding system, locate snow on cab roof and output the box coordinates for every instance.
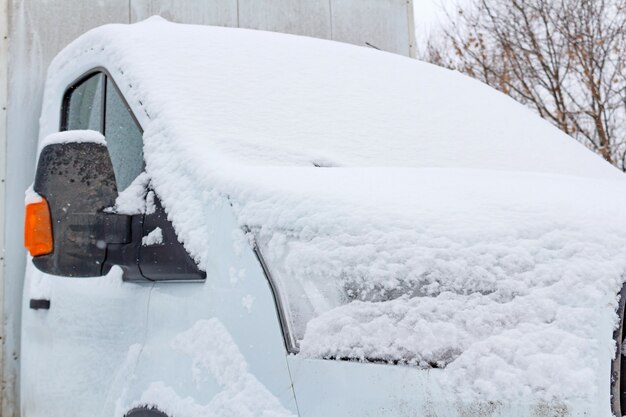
[46,17,626,403]
[47,16,620,177]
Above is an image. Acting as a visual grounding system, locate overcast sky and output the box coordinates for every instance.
[414,0,444,45]
[414,0,442,28]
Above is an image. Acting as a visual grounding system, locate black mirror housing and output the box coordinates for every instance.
[29,133,205,282]
[32,140,130,277]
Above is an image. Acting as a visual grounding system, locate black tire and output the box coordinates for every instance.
[611,283,626,417]
[125,406,169,417]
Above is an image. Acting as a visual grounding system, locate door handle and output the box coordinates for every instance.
[29,299,50,310]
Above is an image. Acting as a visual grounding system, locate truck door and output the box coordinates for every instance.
[21,71,154,417]
[22,69,297,417]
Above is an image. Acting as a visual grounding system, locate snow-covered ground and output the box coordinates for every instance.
[42,17,626,403]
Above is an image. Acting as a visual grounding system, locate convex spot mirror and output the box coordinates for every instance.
[26,130,130,277]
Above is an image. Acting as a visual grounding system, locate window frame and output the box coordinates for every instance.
[60,67,143,135]
[61,67,146,191]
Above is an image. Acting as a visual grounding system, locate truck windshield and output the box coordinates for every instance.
[256,232,411,352]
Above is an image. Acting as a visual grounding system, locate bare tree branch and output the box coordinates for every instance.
[421,0,626,169]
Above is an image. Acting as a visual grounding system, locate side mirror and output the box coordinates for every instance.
[25,131,130,277]
[25,130,205,282]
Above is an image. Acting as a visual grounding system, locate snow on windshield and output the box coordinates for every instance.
[244,168,626,362]
[45,18,626,402]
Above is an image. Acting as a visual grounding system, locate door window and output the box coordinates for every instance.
[62,71,144,191]
[104,80,144,191]
[64,73,104,132]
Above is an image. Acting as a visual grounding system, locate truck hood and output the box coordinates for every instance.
[136,158,626,405]
[222,165,626,406]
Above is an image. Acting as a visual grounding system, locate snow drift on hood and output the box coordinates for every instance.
[44,17,626,403]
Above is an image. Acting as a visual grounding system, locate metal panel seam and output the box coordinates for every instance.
[328,0,333,39]
[406,0,416,58]
[0,0,8,414]
[236,0,240,27]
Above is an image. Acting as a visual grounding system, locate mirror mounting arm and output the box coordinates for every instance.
[103,214,145,280]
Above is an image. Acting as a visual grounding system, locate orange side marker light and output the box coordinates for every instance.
[24,198,53,256]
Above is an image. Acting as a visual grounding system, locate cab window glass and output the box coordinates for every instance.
[104,79,144,191]
[65,73,103,132]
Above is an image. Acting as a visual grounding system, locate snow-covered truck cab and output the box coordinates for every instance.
[21,18,626,417]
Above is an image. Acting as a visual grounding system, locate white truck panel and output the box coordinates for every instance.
[20,268,154,417]
[5,3,128,416]
[238,0,332,39]
[122,202,298,417]
[129,0,416,55]
[130,0,239,27]
[0,0,7,414]
[331,0,415,56]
